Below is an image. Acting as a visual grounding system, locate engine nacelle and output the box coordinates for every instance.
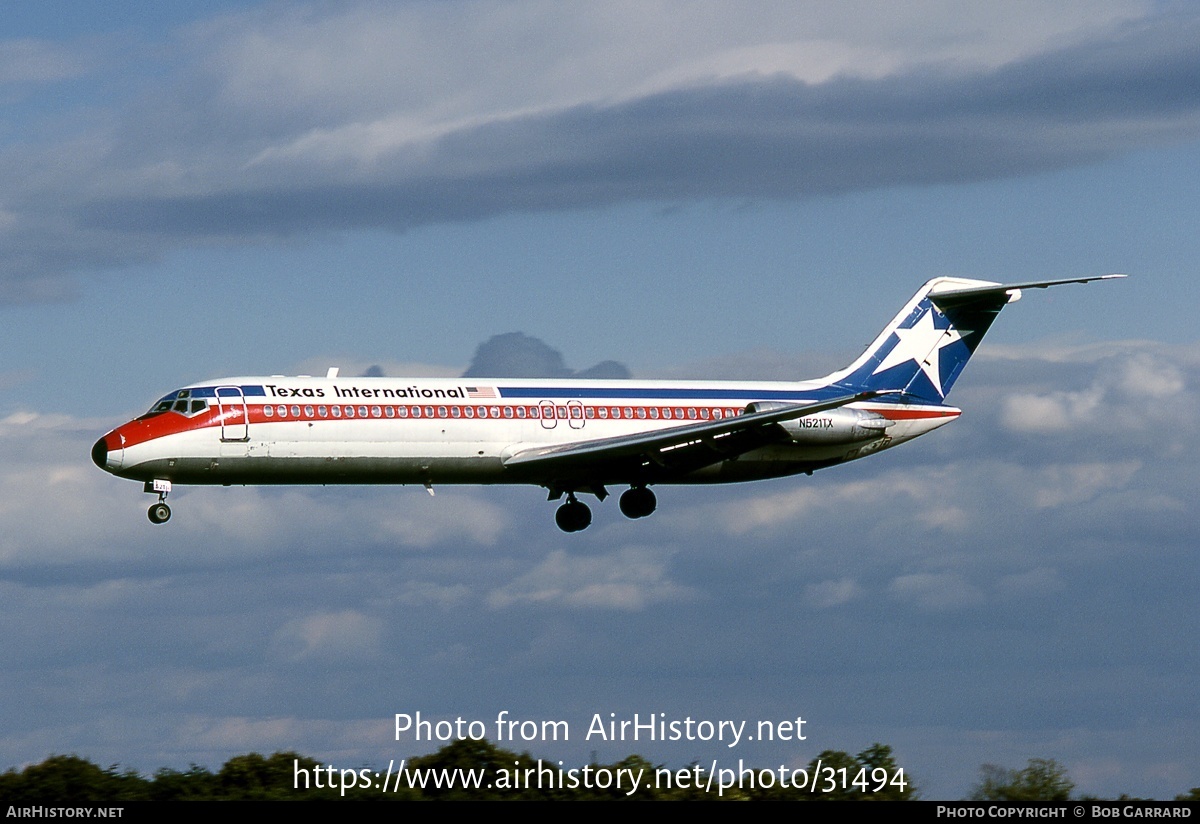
[744,402,894,445]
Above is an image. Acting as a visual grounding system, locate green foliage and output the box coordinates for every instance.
[148,764,216,801]
[0,755,150,803]
[402,738,533,799]
[48,742,1200,802]
[216,751,316,800]
[971,758,1074,801]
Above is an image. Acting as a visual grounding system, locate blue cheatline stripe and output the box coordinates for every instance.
[497,386,828,401]
[496,386,949,410]
[495,385,927,405]
[170,383,939,408]
[172,385,267,399]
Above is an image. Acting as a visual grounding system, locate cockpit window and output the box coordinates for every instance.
[143,391,208,418]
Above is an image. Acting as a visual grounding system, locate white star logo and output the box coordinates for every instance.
[871,309,969,397]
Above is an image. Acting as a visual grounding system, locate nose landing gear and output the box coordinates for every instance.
[144,479,172,524]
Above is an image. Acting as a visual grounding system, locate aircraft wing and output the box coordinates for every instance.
[502,390,891,484]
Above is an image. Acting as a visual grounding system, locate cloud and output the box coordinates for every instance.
[290,356,462,381]
[462,332,630,379]
[966,342,1200,468]
[803,577,864,609]
[889,571,986,611]
[272,609,383,661]
[995,567,1063,600]
[998,345,1195,435]
[2,3,1198,298]
[1024,460,1141,509]
[486,545,695,610]
[0,38,95,88]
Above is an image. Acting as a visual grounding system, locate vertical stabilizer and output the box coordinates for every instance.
[824,275,1123,402]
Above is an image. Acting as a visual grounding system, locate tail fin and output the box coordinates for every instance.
[826,275,1124,403]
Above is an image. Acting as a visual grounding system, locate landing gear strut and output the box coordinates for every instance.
[145,479,172,524]
[619,486,656,519]
[555,493,592,533]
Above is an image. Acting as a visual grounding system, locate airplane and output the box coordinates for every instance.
[92,275,1123,532]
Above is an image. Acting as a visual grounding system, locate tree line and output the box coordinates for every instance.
[1,739,1196,801]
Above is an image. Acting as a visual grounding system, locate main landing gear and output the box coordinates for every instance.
[553,486,658,532]
[145,479,172,524]
[619,486,656,519]
[555,494,592,533]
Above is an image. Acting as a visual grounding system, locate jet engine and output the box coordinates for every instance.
[744,402,894,445]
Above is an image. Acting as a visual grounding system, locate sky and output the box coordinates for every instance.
[1,0,1198,800]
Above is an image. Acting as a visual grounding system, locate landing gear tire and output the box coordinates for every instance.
[555,499,592,532]
[619,486,656,519]
[148,502,172,524]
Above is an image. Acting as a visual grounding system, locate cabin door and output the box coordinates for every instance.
[216,386,250,442]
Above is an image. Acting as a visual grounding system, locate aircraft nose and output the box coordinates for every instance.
[91,437,108,470]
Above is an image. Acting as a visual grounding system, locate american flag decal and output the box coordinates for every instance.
[465,386,497,399]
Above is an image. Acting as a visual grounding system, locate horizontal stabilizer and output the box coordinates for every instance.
[931,274,1126,305]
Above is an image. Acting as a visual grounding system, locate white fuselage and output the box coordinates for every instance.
[98,375,958,489]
